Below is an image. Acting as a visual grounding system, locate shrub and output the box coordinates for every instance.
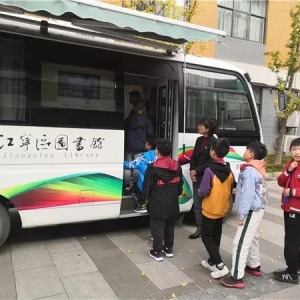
[265,154,291,173]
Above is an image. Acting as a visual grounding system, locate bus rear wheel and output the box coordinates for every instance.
[0,204,10,247]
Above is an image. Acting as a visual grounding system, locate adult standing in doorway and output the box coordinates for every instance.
[189,117,217,239]
[124,94,154,161]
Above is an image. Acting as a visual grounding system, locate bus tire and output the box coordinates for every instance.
[0,204,11,247]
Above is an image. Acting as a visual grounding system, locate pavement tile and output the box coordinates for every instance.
[176,289,225,300]
[118,242,153,264]
[11,241,53,272]
[62,271,118,300]
[0,244,16,300]
[162,282,203,299]
[38,293,69,300]
[79,234,166,299]
[15,266,65,300]
[250,284,300,299]
[137,259,194,290]
[46,237,83,254]
[107,230,143,246]
[51,249,98,278]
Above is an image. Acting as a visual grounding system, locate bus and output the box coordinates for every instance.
[0,10,262,247]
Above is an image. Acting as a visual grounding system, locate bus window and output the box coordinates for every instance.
[30,62,123,130]
[185,89,217,131]
[185,68,255,133]
[0,38,26,123]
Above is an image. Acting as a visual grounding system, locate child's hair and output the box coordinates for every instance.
[290,138,300,150]
[211,138,230,158]
[129,90,141,105]
[134,99,146,111]
[156,138,172,156]
[247,141,268,160]
[199,117,217,136]
[147,136,157,150]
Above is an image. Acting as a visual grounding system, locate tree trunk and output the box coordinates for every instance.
[274,117,288,165]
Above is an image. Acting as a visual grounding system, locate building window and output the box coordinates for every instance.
[217,0,267,43]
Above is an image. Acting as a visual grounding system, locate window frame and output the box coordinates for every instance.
[217,0,267,43]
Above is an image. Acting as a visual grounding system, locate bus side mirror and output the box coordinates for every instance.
[278,91,287,111]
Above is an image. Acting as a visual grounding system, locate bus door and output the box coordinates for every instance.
[156,80,174,140]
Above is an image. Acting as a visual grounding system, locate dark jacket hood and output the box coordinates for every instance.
[208,161,231,182]
[152,157,181,182]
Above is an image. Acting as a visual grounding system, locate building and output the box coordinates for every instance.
[105,0,300,153]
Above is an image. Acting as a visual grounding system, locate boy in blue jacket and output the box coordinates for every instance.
[124,137,157,213]
[221,141,268,289]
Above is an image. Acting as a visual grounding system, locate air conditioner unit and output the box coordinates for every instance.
[287,112,300,127]
[283,135,298,152]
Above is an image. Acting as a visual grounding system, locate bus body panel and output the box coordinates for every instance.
[0,126,124,227]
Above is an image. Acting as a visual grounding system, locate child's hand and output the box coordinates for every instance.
[232,188,236,195]
[190,170,196,177]
[237,219,244,226]
[288,161,298,172]
[283,188,290,197]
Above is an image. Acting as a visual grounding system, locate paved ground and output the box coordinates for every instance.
[0,180,299,300]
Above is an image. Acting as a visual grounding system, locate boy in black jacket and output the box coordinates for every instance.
[142,139,183,262]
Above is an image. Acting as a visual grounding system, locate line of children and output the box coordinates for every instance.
[123,134,291,290]
[198,138,234,279]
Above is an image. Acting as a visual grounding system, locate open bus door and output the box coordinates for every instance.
[156,81,174,140]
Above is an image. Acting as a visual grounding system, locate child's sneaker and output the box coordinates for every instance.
[134,203,147,213]
[201,260,218,272]
[245,265,262,277]
[149,249,163,262]
[210,263,229,279]
[221,275,245,289]
[273,269,299,284]
[162,246,173,258]
[150,235,154,241]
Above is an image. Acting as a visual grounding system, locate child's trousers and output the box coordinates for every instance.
[150,218,176,253]
[284,211,300,274]
[231,209,264,280]
[201,215,223,265]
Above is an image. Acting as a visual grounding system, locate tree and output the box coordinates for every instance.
[122,0,197,21]
[265,3,300,164]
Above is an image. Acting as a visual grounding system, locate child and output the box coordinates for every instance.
[273,137,300,284]
[142,138,183,262]
[124,137,157,213]
[189,117,217,239]
[198,138,234,279]
[221,141,268,289]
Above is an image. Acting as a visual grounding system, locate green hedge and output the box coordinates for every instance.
[265,154,291,173]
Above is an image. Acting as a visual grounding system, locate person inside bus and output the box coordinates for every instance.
[128,90,141,107]
[124,137,157,213]
[124,95,154,161]
[189,117,217,239]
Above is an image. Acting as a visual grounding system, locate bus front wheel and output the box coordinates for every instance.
[0,204,10,247]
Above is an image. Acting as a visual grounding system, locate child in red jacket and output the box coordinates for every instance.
[273,137,300,284]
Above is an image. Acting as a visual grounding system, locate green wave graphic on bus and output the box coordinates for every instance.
[179,175,192,204]
[0,173,123,210]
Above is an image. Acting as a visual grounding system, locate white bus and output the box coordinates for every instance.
[0,7,262,247]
